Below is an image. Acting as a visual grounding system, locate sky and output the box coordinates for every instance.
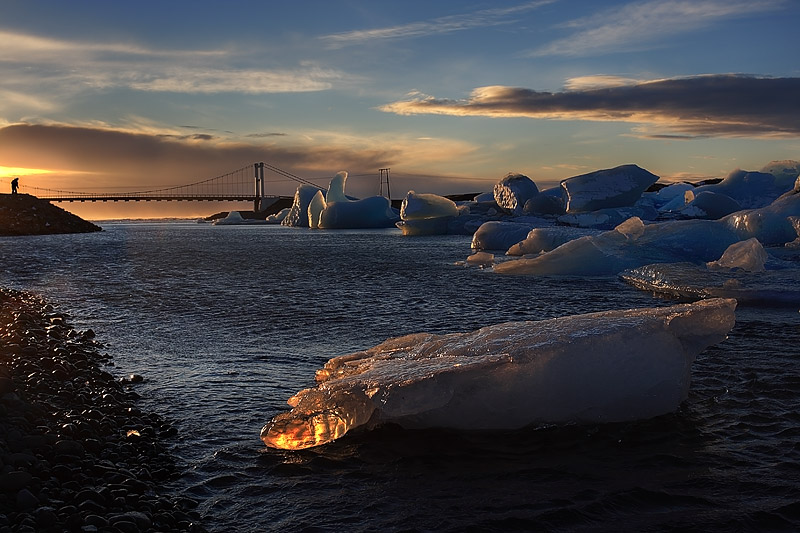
[0,0,798,219]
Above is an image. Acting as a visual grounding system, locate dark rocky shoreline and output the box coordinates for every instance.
[0,288,205,532]
[0,195,101,237]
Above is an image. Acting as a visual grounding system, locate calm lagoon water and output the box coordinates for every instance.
[1,221,799,531]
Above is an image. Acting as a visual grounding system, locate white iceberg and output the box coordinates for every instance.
[507,226,597,256]
[653,182,695,207]
[680,191,742,219]
[473,191,496,204]
[282,185,323,227]
[692,168,796,209]
[471,221,540,251]
[308,190,326,229]
[523,194,565,216]
[324,171,350,204]
[560,164,659,214]
[318,196,398,229]
[396,191,460,235]
[557,205,658,229]
[266,208,290,224]
[494,173,539,216]
[707,238,768,272]
[283,172,399,229]
[212,211,269,225]
[212,211,245,225]
[465,251,494,267]
[399,191,458,220]
[260,298,736,450]
[724,186,800,245]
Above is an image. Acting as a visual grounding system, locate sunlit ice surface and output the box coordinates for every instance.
[261,298,737,450]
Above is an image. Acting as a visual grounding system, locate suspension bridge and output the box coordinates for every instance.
[15,162,385,212]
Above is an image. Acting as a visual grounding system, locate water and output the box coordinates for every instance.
[1,222,799,531]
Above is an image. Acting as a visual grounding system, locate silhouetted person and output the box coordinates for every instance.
[10,177,18,194]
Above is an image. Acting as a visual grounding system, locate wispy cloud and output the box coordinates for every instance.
[380,75,800,138]
[530,0,786,57]
[0,29,350,96]
[320,0,557,48]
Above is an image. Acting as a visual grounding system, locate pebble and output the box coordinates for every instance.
[0,288,206,531]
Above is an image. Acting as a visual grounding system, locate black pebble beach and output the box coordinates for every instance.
[0,288,205,532]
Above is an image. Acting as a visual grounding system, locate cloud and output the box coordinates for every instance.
[0,29,349,95]
[0,123,396,192]
[530,0,786,57]
[380,75,800,138]
[320,0,556,48]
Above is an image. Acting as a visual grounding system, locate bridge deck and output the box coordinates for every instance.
[39,195,280,202]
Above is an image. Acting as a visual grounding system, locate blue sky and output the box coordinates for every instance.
[0,0,798,217]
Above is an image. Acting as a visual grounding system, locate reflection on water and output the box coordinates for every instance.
[1,222,799,532]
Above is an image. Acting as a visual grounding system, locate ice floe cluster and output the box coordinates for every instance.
[260,159,800,450]
[457,160,800,306]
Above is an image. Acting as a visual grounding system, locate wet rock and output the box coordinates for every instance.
[0,471,32,492]
[15,489,38,511]
[53,439,84,457]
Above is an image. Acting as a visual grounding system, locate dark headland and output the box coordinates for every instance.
[0,194,101,237]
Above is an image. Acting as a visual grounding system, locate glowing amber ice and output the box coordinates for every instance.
[260,410,350,450]
[260,389,376,450]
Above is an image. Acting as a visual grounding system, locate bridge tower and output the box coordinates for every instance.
[254,162,266,211]
[379,168,391,200]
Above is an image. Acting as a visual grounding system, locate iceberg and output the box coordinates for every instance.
[523,194,565,216]
[621,263,800,306]
[282,185,323,227]
[723,186,800,245]
[494,173,539,215]
[507,226,597,256]
[317,171,398,229]
[260,299,736,450]
[707,238,768,272]
[760,159,800,183]
[399,191,458,220]
[212,211,269,225]
[681,191,742,219]
[396,191,460,235]
[471,221,540,251]
[494,217,742,276]
[308,190,326,229]
[692,169,796,209]
[283,172,399,229]
[213,211,245,225]
[318,196,398,229]
[266,208,290,224]
[560,164,659,214]
[495,187,800,276]
[557,205,658,229]
[465,251,494,267]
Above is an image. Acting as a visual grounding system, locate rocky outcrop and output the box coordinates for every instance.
[0,195,101,236]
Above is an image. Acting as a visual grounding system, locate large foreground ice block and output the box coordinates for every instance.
[260,299,736,450]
